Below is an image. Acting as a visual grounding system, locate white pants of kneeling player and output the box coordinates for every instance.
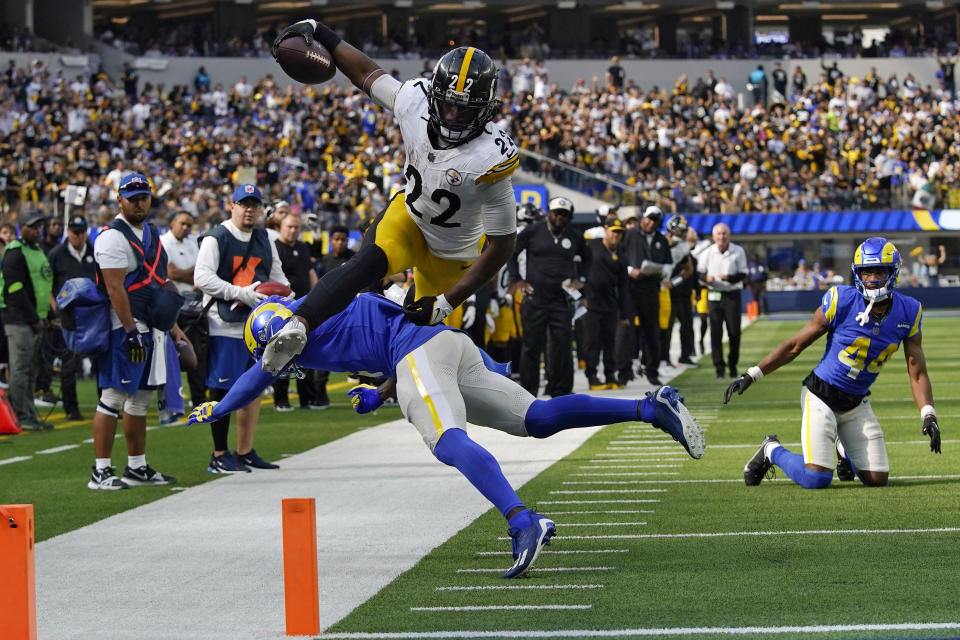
[396,331,535,451]
[800,386,889,473]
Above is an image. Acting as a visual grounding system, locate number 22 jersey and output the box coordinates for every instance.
[813,285,923,396]
[392,79,518,261]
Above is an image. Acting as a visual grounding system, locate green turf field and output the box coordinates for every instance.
[324,316,960,640]
[2,317,958,638]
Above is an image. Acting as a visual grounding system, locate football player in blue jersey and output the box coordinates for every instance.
[724,237,941,489]
[189,293,705,578]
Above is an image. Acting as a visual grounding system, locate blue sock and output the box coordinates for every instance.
[433,428,524,517]
[524,395,640,438]
[507,508,533,530]
[771,446,833,489]
[478,347,511,378]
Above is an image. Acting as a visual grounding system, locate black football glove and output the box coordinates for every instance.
[402,294,453,326]
[271,19,317,58]
[922,414,942,454]
[125,329,148,363]
[723,374,754,404]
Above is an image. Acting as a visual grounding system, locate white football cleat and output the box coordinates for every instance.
[260,317,307,375]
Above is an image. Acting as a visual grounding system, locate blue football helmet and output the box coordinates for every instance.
[244,296,293,359]
[852,237,901,302]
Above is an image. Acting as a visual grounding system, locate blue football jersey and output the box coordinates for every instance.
[812,285,922,395]
[286,293,450,377]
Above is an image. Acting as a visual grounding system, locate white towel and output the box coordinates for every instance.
[147,329,167,387]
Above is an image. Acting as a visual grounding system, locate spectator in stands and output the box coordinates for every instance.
[40,216,62,255]
[793,259,815,290]
[195,184,288,472]
[937,51,956,98]
[46,214,95,421]
[1,211,53,430]
[510,196,587,398]
[606,56,625,89]
[748,64,767,107]
[698,223,747,380]
[771,61,788,102]
[272,213,322,410]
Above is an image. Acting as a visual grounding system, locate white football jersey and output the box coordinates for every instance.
[393,79,518,260]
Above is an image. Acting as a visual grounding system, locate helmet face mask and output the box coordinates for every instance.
[244,296,293,361]
[428,47,500,147]
[666,214,688,238]
[852,237,901,302]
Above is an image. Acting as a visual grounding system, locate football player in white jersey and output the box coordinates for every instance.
[262,20,519,374]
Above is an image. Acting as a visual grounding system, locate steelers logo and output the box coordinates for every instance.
[561,238,572,249]
[445,169,463,186]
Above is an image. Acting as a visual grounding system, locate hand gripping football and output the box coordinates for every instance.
[274,36,336,85]
[256,281,293,298]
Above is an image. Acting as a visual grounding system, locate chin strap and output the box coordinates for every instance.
[855,296,876,326]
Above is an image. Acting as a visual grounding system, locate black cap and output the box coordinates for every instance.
[21,211,45,227]
[67,215,87,232]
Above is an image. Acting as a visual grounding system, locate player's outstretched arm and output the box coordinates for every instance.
[202,363,279,422]
[272,19,387,97]
[904,334,941,453]
[724,306,828,404]
[445,232,517,309]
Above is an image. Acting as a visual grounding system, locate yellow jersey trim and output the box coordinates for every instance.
[405,353,444,439]
[474,154,519,185]
[909,304,922,338]
[824,286,839,324]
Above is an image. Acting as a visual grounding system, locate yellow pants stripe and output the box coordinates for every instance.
[405,352,444,440]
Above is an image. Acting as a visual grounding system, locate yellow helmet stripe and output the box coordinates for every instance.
[455,47,476,93]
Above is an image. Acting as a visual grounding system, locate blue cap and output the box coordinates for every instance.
[117,173,153,198]
[232,184,263,203]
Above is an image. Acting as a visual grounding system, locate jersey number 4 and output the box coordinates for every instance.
[837,337,899,379]
[405,164,461,228]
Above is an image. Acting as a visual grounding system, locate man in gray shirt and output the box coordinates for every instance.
[697,223,748,379]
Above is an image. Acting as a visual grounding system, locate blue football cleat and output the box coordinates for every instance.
[502,512,556,579]
[645,386,705,459]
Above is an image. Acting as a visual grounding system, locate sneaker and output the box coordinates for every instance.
[88,465,128,490]
[237,448,279,470]
[34,391,58,408]
[835,442,855,481]
[645,386,705,459]
[261,317,308,375]
[303,400,330,410]
[744,434,780,486]
[20,419,54,432]
[587,376,606,391]
[604,379,622,390]
[274,403,295,413]
[207,451,251,474]
[646,374,663,386]
[678,358,699,367]
[64,411,85,421]
[502,511,556,579]
[123,464,177,486]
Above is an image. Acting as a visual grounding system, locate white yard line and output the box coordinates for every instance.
[538,499,661,504]
[307,621,960,638]
[411,605,592,612]
[0,455,32,465]
[36,444,81,454]
[435,584,603,591]
[475,550,628,556]
[456,567,615,573]
[557,526,960,540]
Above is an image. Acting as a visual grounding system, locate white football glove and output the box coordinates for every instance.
[236,281,267,308]
[461,295,477,330]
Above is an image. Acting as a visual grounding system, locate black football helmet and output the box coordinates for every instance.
[516,202,543,226]
[428,46,500,147]
[666,214,688,238]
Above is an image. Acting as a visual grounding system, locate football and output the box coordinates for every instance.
[176,339,198,372]
[274,37,336,85]
[256,281,293,298]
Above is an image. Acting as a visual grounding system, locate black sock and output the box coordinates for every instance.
[209,387,230,452]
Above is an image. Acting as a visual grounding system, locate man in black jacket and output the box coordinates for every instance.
[583,217,630,390]
[46,215,96,420]
[1,211,54,430]
[509,196,589,398]
[617,206,672,387]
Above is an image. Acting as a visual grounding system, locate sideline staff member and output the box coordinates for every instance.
[698,223,748,379]
[509,196,588,398]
